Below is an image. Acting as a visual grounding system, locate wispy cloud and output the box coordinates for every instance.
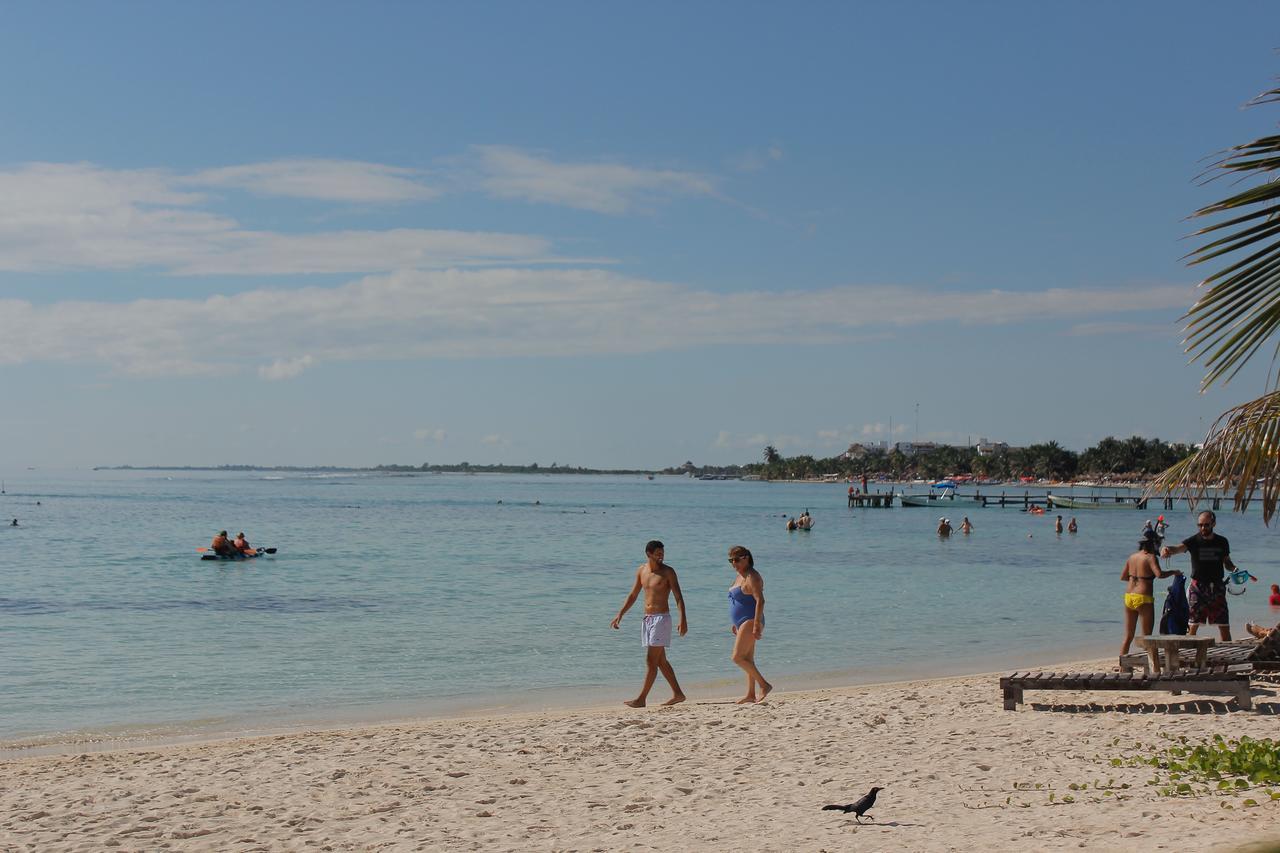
[473,145,716,214]
[258,355,315,381]
[414,428,448,442]
[728,145,784,173]
[0,272,1195,378]
[187,159,438,203]
[0,162,568,275]
[1065,321,1175,338]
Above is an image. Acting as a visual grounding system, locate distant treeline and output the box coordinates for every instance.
[97,463,656,475]
[98,436,1193,481]
[660,436,1196,482]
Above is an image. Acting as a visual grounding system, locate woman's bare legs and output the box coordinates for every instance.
[731,620,771,703]
[1120,606,1139,656]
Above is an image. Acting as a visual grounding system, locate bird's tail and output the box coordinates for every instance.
[821,804,846,811]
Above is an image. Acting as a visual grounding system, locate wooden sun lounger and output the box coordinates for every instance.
[1118,640,1278,674]
[1001,665,1254,711]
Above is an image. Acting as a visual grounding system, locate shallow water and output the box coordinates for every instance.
[1,469,1276,747]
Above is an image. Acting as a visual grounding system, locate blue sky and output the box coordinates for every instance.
[2,2,1279,469]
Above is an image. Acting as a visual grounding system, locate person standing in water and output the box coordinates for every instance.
[611,540,688,707]
[727,545,771,703]
[959,517,973,534]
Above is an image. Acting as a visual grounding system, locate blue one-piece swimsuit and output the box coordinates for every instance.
[729,586,761,628]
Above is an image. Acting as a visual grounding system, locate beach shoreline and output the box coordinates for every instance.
[1,637,1126,758]
[4,658,1278,851]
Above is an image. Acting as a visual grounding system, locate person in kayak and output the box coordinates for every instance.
[211,530,240,558]
[233,531,255,556]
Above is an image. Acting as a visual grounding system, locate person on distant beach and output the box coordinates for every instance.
[1068,517,1078,534]
[1161,510,1235,641]
[233,531,254,556]
[611,540,688,708]
[1269,583,1280,607]
[727,545,771,703]
[1120,530,1182,655]
[959,517,973,534]
[937,517,952,537]
[848,485,855,507]
[210,530,239,558]
[1055,515,1064,534]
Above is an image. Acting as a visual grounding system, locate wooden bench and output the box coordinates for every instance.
[1001,666,1254,711]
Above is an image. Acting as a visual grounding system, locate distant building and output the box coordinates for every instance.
[894,441,938,457]
[975,437,1009,457]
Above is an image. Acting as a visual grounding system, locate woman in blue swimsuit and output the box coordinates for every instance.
[727,545,772,703]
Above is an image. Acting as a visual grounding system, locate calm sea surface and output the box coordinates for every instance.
[1,469,1277,749]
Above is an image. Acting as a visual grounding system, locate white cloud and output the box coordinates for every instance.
[480,433,510,447]
[258,355,315,381]
[473,146,715,214]
[414,428,447,442]
[0,162,567,274]
[0,271,1196,379]
[187,159,438,203]
[728,145,784,173]
[861,422,909,437]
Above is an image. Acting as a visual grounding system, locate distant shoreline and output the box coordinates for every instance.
[92,464,661,476]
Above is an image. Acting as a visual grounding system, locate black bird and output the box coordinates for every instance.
[822,786,882,822]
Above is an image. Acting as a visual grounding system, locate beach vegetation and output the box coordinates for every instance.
[1151,77,1280,524]
[1110,734,1280,801]
[735,436,1191,482]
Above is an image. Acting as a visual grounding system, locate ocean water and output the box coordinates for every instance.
[1,469,1277,749]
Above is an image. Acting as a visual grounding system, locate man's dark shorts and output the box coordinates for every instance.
[1188,578,1228,626]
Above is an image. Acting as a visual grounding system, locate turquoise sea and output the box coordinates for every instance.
[1,469,1277,751]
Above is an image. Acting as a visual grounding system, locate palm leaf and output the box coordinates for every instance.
[1147,390,1280,524]
[1183,89,1280,390]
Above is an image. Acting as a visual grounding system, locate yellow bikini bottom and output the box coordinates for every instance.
[1124,593,1154,611]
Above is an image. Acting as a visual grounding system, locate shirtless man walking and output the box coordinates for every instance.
[1121,530,1181,655]
[611,540,688,707]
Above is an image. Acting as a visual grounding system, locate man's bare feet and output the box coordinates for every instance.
[736,695,756,704]
[756,682,772,703]
[661,694,686,706]
[623,698,646,708]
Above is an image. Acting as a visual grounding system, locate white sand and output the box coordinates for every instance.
[2,661,1278,851]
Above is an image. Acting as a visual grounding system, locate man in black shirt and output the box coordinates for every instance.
[1161,510,1236,640]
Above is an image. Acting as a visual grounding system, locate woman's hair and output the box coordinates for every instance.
[728,545,753,569]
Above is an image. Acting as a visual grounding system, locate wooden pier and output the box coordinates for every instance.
[847,492,894,508]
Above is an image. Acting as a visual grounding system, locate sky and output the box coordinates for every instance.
[2,1,1280,470]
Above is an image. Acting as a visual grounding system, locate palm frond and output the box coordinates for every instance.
[1147,390,1280,524]
[1183,113,1280,389]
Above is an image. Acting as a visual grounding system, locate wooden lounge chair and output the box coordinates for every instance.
[1001,665,1254,711]
[1118,631,1280,674]
[1118,640,1263,673]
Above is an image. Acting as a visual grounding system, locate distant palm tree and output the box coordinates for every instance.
[763,445,781,465]
[1152,81,1280,523]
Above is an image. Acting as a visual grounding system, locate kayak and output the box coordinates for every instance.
[199,547,277,561]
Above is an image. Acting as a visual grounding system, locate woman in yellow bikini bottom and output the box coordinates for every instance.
[1123,593,1154,611]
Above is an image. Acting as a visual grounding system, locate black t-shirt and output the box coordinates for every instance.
[1181,532,1230,584]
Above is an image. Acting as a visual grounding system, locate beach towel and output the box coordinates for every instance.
[1159,573,1189,636]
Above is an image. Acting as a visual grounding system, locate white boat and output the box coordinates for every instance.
[1048,494,1147,510]
[897,486,982,508]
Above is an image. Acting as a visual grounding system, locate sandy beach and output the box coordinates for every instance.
[2,661,1278,852]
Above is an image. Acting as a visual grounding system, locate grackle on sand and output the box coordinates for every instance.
[822,786,882,822]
